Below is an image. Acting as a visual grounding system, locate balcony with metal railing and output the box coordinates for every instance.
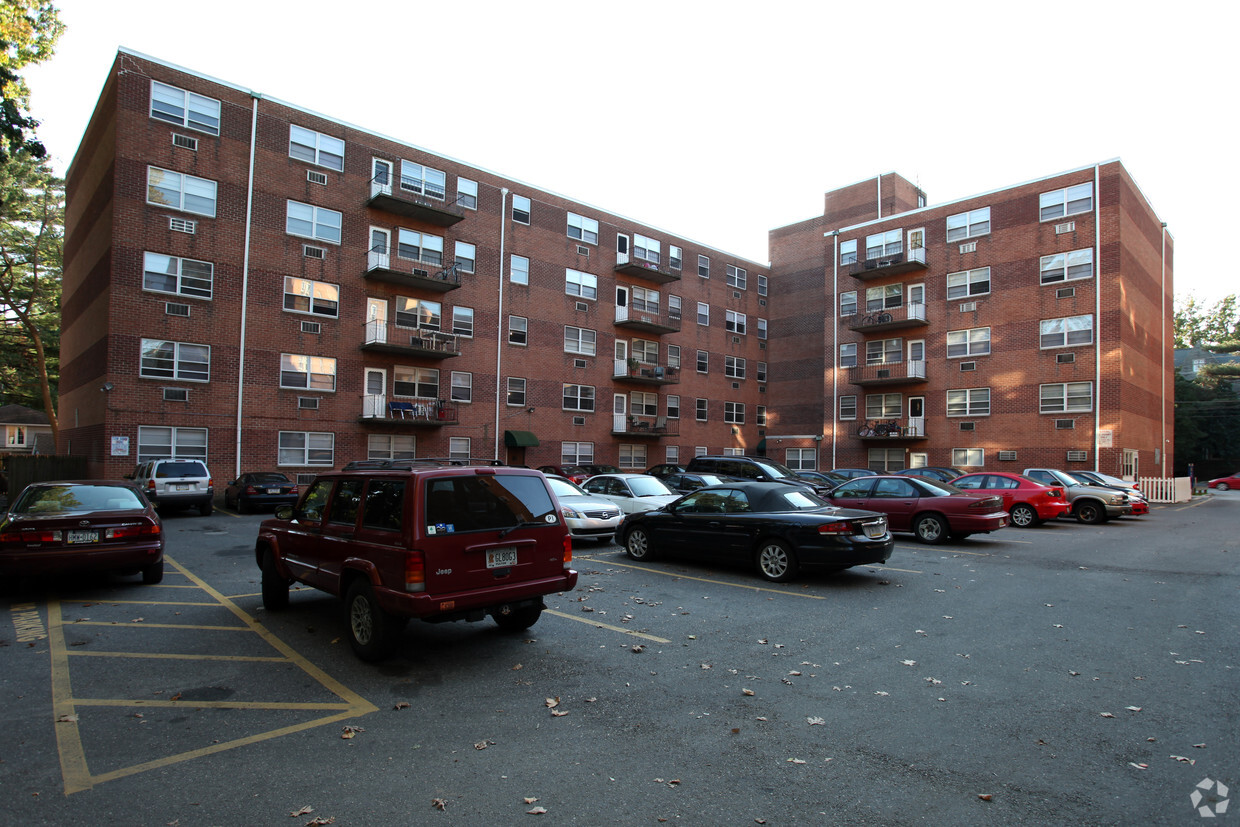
[614,303,682,334]
[612,359,681,386]
[360,322,461,359]
[845,360,928,386]
[614,252,680,284]
[847,302,929,333]
[851,419,928,441]
[358,394,458,426]
[364,247,463,293]
[847,246,928,281]
[367,175,466,226]
[611,414,679,437]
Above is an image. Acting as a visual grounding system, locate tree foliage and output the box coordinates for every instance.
[0,1,65,162]
[1174,294,1240,350]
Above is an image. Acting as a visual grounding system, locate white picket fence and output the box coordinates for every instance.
[1137,476,1192,503]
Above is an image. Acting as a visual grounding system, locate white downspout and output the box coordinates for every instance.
[831,231,839,470]
[234,94,260,478]
[1093,164,1101,472]
[1160,222,1167,475]
[493,188,509,460]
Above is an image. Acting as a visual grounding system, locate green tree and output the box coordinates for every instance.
[0,1,65,162]
[1174,293,1240,350]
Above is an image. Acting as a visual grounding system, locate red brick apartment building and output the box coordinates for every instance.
[768,166,1174,479]
[60,50,773,482]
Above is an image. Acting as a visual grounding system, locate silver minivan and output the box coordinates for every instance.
[129,458,214,515]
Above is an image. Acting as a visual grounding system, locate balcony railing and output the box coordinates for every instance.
[367,175,466,226]
[847,302,928,332]
[847,246,928,280]
[852,419,928,440]
[614,253,681,284]
[611,415,679,437]
[613,360,681,385]
[361,322,461,358]
[845,360,928,386]
[614,303,682,334]
[359,394,458,425]
[365,247,463,292]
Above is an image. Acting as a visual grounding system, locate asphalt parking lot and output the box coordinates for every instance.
[2,492,1237,825]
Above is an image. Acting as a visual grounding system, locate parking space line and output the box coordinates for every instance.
[69,651,288,663]
[79,599,221,607]
[71,699,355,711]
[577,554,827,597]
[70,621,252,631]
[544,609,671,643]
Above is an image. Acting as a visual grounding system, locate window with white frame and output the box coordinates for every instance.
[840,291,858,317]
[397,228,443,265]
[286,200,341,244]
[564,326,596,356]
[279,431,335,466]
[723,447,744,456]
[284,276,339,318]
[452,306,475,337]
[946,327,991,358]
[632,339,658,364]
[507,377,526,406]
[695,446,708,457]
[289,125,344,171]
[666,445,680,464]
[368,433,416,461]
[1040,314,1093,348]
[619,444,647,469]
[510,254,529,285]
[137,425,207,464]
[148,167,217,217]
[562,442,593,465]
[140,339,210,382]
[565,268,597,300]
[866,338,903,365]
[631,285,660,313]
[786,448,815,471]
[667,345,681,368]
[567,212,599,245]
[144,252,213,299]
[946,207,990,241]
[666,395,680,418]
[868,448,905,472]
[394,366,438,398]
[698,255,710,278]
[280,354,336,391]
[454,241,476,273]
[400,160,446,199]
[563,384,595,412]
[394,297,441,330]
[447,437,470,461]
[756,361,767,382]
[1039,182,1093,221]
[630,391,657,416]
[840,395,858,419]
[696,350,708,373]
[946,267,991,299]
[726,264,747,289]
[725,355,746,379]
[634,233,660,263]
[757,318,767,340]
[757,405,766,426]
[866,283,903,312]
[947,387,991,416]
[839,343,857,368]
[724,402,745,424]
[866,393,902,419]
[1040,249,1093,284]
[840,239,858,265]
[670,246,682,270]
[757,274,768,297]
[512,194,531,224]
[150,81,221,134]
[865,228,902,259]
[696,398,708,421]
[668,294,682,321]
[952,448,984,467]
[697,302,709,326]
[450,371,472,403]
[6,425,27,448]
[1040,381,1093,413]
[725,310,747,335]
[457,177,478,210]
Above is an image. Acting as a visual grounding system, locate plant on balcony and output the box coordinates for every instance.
[627,357,640,374]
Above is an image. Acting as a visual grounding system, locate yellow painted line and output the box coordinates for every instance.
[544,609,671,643]
[72,698,354,711]
[71,621,250,632]
[1173,498,1212,511]
[869,566,922,574]
[144,584,200,589]
[579,556,826,599]
[47,600,91,794]
[67,651,289,663]
[72,600,221,607]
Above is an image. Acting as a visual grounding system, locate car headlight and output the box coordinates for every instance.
[561,506,583,519]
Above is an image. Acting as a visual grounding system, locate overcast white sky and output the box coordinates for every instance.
[24,0,1237,304]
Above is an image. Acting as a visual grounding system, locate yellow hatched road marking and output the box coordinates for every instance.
[70,621,251,632]
[68,651,288,663]
[72,698,354,711]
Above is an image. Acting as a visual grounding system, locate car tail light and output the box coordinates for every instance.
[969,496,1003,509]
[105,523,161,539]
[405,551,426,592]
[147,479,156,492]
[1,528,62,545]
[563,534,574,567]
[245,485,259,495]
[818,521,855,535]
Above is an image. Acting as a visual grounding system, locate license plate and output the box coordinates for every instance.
[67,530,99,544]
[863,522,886,539]
[175,484,190,491]
[486,548,518,568]
[267,488,281,494]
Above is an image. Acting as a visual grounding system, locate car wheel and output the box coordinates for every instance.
[1218,483,1231,492]
[625,528,658,561]
[755,539,799,583]
[344,579,406,662]
[261,551,290,611]
[492,604,542,632]
[913,513,948,544]
[141,560,164,584]
[199,499,213,517]
[1074,500,1107,525]
[1009,503,1039,528]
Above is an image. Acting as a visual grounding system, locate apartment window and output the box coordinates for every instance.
[620,444,647,469]
[508,315,528,346]
[668,295,682,321]
[279,431,334,467]
[397,228,444,265]
[696,302,710,326]
[632,339,659,364]
[565,268,597,300]
[400,160,446,199]
[1040,314,1093,348]
[452,306,474,337]
[284,276,339,318]
[666,395,680,418]
[946,267,991,299]
[394,366,439,398]
[698,255,710,278]
[458,177,478,210]
[725,310,747,335]
[757,318,767,340]
[840,395,858,420]
[866,284,903,312]
[140,339,210,382]
[1040,381,1093,413]
[724,402,745,424]
[289,125,344,171]
[1040,183,1093,221]
[866,393,902,419]
[630,391,657,416]
[757,406,767,426]
[757,361,767,382]
[394,297,441,331]
[150,81,220,135]
[725,355,746,379]
[368,434,416,461]
[696,398,708,421]
[952,448,984,467]
[143,252,213,299]
[840,291,858,317]
[1040,249,1094,284]
[666,445,680,464]
[562,442,594,465]
[726,264,747,290]
[947,327,991,358]
[947,387,991,417]
[448,437,471,462]
[865,229,902,259]
[286,200,341,244]
[840,239,858,265]
[563,384,595,412]
[450,371,472,403]
[564,326,597,356]
[670,246,682,270]
[631,286,660,313]
[757,274,768,297]
[839,343,857,368]
[567,212,599,245]
[512,194,531,224]
[137,425,207,464]
[786,448,815,471]
[667,345,681,369]
[511,254,530,285]
[634,233,661,263]
[454,241,476,273]
[866,338,903,365]
[946,207,990,241]
[147,167,216,217]
[506,377,527,406]
[280,354,337,391]
[696,350,709,373]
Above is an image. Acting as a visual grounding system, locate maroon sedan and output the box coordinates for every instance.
[951,472,1071,527]
[0,481,165,584]
[824,475,1008,544]
[1207,472,1240,491]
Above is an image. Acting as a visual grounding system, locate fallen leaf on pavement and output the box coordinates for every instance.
[290,806,313,816]
[431,799,447,811]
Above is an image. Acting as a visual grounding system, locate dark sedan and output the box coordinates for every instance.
[895,467,966,484]
[0,481,164,584]
[823,475,1008,543]
[660,472,738,494]
[615,481,893,582]
[225,472,300,513]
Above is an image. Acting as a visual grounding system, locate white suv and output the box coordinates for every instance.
[129,458,214,515]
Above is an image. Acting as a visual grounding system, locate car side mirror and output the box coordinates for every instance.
[274,504,294,521]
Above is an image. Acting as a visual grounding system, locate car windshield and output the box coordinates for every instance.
[628,477,674,497]
[1064,472,1096,485]
[548,477,586,497]
[15,484,145,514]
[752,459,800,479]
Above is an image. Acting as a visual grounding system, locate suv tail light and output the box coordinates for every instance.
[405,551,426,592]
[562,534,573,567]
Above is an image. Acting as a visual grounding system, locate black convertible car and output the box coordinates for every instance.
[615,481,893,582]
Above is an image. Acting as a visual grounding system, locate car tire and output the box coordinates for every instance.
[913,513,948,544]
[141,560,164,584]
[1218,483,1231,492]
[625,528,658,561]
[1074,501,1107,525]
[755,539,799,583]
[344,579,406,662]
[261,551,290,611]
[199,499,213,517]
[492,604,542,631]
[1009,503,1039,528]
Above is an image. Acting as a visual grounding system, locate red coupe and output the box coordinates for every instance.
[951,472,1071,527]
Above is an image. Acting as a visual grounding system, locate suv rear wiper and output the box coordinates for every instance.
[497,520,544,539]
